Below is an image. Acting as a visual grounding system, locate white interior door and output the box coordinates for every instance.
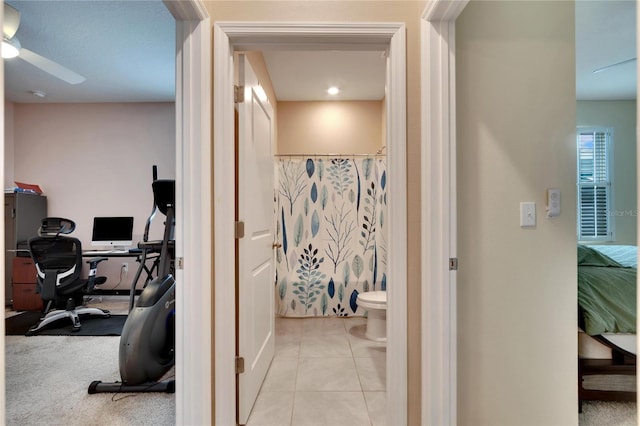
[236,53,276,425]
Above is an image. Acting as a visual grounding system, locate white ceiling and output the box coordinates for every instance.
[575,0,636,100]
[4,0,175,103]
[2,1,636,103]
[263,50,386,101]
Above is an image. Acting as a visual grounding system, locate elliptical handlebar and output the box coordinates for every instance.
[127,167,176,313]
[141,166,159,244]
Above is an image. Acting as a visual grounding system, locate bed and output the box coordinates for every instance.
[577,244,637,407]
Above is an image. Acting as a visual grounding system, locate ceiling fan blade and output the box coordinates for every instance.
[3,4,20,40]
[593,57,637,74]
[19,47,86,85]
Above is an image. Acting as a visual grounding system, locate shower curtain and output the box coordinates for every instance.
[275,156,388,317]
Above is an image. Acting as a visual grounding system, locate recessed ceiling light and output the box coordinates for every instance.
[30,90,46,98]
[327,86,340,95]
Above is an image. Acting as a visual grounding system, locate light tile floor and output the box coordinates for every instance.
[246,316,387,426]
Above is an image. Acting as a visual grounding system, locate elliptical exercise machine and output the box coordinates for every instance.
[89,169,176,394]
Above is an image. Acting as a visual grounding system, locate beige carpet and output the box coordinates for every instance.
[580,401,637,426]
[5,297,174,426]
[5,335,175,425]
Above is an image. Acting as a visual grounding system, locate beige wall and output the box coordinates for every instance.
[206,1,424,423]
[9,102,175,285]
[577,100,637,245]
[456,1,577,424]
[4,102,14,190]
[277,101,383,155]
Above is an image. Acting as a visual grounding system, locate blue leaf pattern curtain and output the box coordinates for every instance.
[275,157,388,317]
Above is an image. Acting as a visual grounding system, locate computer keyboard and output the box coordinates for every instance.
[83,249,129,255]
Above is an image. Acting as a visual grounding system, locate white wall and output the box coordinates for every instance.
[10,102,175,287]
[456,1,577,424]
[577,100,637,245]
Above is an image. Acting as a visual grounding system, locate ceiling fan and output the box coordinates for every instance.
[593,57,637,74]
[2,3,85,85]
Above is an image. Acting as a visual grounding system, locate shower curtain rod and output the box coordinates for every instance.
[274,153,386,158]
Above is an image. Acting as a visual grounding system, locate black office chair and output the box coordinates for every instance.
[27,217,110,335]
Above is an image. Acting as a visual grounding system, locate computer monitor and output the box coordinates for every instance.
[91,216,134,249]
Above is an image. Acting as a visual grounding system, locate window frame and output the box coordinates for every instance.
[576,126,614,242]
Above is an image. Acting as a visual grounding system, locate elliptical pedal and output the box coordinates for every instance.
[88,379,175,394]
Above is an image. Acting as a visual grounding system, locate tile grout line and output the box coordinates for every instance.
[345,318,375,426]
[290,319,303,426]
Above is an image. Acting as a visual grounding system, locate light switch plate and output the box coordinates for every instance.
[520,202,536,227]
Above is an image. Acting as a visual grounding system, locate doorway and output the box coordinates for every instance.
[0,1,211,423]
[214,22,407,425]
[238,49,389,424]
[575,1,637,421]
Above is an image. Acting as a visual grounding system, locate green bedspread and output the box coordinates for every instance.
[578,245,636,335]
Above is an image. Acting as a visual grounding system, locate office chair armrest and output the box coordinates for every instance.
[86,257,109,293]
[86,257,108,268]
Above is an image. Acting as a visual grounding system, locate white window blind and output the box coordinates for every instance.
[577,128,612,241]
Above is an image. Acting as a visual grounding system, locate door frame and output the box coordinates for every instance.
[420,1,468,424]
[213,22,407,425]
[0,1,6,416]
[162,1,212,424]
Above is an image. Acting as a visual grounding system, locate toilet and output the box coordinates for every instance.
[357,291,387,342]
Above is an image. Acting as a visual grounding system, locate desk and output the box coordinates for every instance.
[82,250,143,258]
[82,250,158,296]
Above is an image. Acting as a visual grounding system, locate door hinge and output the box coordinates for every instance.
[234,85,245,103]
[175,257,184,270]
[236,356,245,374]
[449,257,458,271]
[235,221,245,239]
